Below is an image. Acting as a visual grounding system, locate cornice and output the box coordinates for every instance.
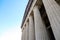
[21,0,33,28]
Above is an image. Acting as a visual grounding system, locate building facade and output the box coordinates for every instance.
[21,0,60,40]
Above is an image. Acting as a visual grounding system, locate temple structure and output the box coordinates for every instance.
[21,0,60,40]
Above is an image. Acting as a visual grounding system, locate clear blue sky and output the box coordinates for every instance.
[0,0,28,40]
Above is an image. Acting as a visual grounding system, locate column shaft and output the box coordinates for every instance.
[42,0,60,40]
[33,6,50,40]
[22,27,25,40]
[21,30,23,40]
[29,15,35,40]
[23,27,26,40]
[26,22,29,40]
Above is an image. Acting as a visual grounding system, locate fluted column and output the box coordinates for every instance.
[26,22,29,40]
[21,29,23,40]
[33,6,50,40]
[29,15,35,40]
[23,26,26,40]
[22,27,25,40]
[42,0,60,40]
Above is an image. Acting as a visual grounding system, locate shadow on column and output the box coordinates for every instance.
[39,3,55,40]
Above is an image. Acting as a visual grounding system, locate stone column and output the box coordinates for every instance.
[29,15,35,40]
[26,22,29,40]
[21,29,23,40]
[23,26,26,40]
[33,6,50,40]
[22,27,25,40]
[42,0,60,40]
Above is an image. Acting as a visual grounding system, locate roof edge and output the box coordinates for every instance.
[21,0,33,28]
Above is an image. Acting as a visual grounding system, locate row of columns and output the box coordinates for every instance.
[22,0,60,40]
[22,15,35,40]
[22,6,50,40]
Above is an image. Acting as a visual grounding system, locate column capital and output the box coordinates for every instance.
[33,5,39,10]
